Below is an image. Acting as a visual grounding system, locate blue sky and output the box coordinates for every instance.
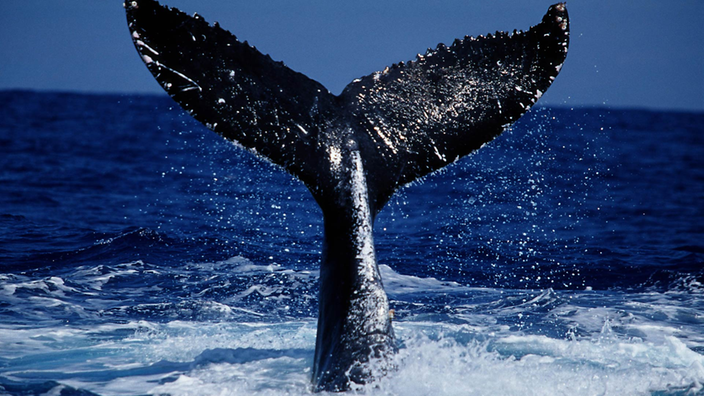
[1,1,702,111]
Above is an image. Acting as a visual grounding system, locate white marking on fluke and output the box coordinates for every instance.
[155,62,203,92]
[296,123,309,136]
[433,146,446,161]
[136,40,159,56]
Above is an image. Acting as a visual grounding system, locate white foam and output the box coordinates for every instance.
[381,264,463,294]
[2,258,703,395]
[367,328,704,396]
[2,313,703,395]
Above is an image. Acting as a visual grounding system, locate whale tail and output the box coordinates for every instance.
[125,0,568,391]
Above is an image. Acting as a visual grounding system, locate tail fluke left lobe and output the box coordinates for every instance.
[125,0,339,190]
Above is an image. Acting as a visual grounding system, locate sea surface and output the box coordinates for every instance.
[0,90,702,395]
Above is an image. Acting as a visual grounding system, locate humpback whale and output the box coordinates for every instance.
[124,0,569,391]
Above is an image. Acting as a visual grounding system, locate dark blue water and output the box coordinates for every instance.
[0,91,702,395]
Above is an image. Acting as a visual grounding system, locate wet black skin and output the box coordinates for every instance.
[124,1,569,391]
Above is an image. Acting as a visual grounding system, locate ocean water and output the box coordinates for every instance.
[0,90,702,395]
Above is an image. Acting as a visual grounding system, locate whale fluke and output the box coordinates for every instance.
[125,1,569,391]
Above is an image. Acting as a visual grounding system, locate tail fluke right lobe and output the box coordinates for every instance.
[340,3,570,204]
